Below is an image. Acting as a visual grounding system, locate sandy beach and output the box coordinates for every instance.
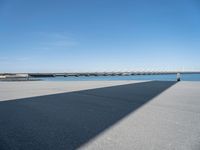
[0,80,200,150]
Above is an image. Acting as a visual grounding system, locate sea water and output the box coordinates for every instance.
[37,74,200,81]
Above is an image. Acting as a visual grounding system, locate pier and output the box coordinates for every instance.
[0,80,200,150]
[1,71,200,79]
[27,71,200,77]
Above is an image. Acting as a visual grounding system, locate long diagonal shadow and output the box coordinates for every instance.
[0,81,176,150]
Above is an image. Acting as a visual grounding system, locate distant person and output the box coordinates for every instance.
[177,73,181,81]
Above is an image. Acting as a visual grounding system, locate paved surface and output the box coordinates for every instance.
[0,81,200,150]
[0,81,141,101]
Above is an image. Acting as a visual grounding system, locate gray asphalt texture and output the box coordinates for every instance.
[0,81,200,150]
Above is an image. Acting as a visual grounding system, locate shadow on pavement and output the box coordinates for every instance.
[0,81,176,150]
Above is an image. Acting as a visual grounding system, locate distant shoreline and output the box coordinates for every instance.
[0,78,41,81]
[1,73,200,82]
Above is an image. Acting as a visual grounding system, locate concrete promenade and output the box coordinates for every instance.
[0,81,200,150]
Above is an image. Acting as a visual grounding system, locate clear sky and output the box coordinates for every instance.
[0,0,200,72]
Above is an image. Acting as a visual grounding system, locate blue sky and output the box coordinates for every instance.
[0,0,200,72]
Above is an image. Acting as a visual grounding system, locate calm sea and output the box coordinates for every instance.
[37,73,200,81]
